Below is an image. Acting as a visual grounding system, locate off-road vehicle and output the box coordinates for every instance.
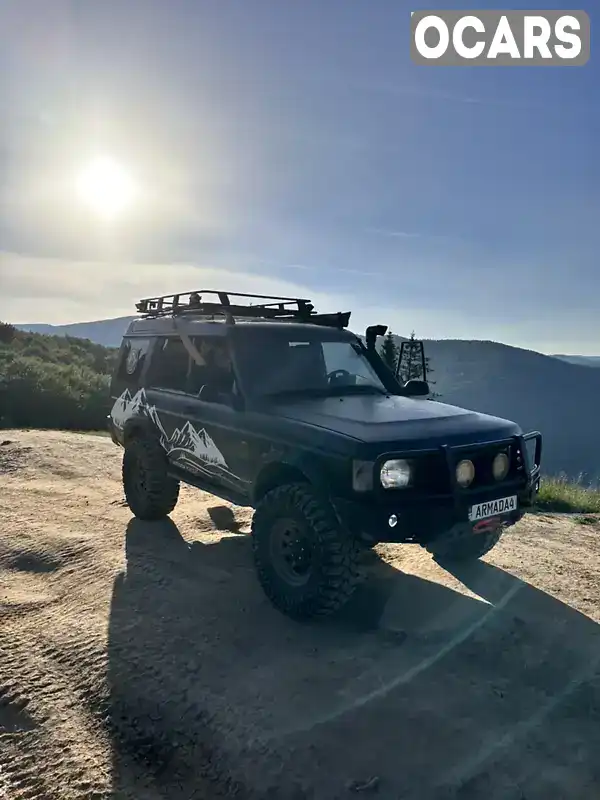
[108,289,542,620]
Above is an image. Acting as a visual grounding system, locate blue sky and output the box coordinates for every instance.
[0,0,598,353]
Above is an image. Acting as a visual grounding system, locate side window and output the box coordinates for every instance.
[187,336,236,401]
[147,337,191,392]
[116,338,151,387]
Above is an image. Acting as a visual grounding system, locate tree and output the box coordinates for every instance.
[378,331,400,374]
[0,322,16,344]
[397,331,442,400]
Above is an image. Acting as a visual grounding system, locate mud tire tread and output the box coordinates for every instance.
[251,483,361,620]
[122,436,180,521]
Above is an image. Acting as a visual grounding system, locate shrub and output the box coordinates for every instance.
[536,474,600,514]
[0,325,116,431]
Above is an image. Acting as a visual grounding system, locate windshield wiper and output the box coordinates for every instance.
[262,387,332,400]
[263,384,386,401]
[327,384,387,397]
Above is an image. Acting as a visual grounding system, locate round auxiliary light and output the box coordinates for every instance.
[456,459,475,488]
[492,452,510,481]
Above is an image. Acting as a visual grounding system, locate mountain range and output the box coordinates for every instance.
[15,318,600,369]
[15,316,600,483]
[421,338,600,483]
[551,355,600,368]
[16,318,134,348]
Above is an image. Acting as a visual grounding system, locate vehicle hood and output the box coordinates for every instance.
[270,394,521,451]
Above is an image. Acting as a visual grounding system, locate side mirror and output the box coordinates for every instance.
[403,379,430,397]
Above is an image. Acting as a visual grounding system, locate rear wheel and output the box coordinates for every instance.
[251,483,361,620]
[426,524,503,564]
[122,436,180,520]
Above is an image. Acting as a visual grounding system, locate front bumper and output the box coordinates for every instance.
[334,430,542,544]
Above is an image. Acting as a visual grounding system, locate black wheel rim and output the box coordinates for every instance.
[269,517,313,587]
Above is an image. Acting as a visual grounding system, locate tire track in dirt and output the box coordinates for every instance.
[1,430,600,799]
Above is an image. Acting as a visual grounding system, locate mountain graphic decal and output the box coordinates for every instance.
[168,421,227,467]
[109,388,228,470]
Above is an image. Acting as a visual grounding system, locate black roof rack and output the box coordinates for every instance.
[135,289,351,329]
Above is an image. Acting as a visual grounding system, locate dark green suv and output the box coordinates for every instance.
[108,289,542,620]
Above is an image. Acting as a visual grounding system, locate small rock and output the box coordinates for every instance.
[0,440,12,446]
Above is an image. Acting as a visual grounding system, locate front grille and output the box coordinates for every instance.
[412,453,451,492]
[381,439,530,497]
[405,442,522,495]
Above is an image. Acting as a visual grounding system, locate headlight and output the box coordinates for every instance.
[492,452,510,481]
[456,459,475,488]
[380,459,412,489]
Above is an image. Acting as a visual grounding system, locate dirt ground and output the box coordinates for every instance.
[1,430,600,800]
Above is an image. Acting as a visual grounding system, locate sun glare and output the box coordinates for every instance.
[76,156,136,219]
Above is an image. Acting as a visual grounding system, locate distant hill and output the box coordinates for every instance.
[16,317,134,348]
[422,339,600,483]
[552,355,600,368]
[10,317,600,482]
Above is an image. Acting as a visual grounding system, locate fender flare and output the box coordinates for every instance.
[252,451,330,505]
[122,415,161,444]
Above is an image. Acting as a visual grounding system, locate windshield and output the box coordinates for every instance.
[233,329,387,399]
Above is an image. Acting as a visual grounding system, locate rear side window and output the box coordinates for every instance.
[147,337,190,391]
[116,338,151,387]
[146,334,236,404]
[187,336,236,396]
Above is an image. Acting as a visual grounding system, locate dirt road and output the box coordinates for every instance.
[1,430,600,800]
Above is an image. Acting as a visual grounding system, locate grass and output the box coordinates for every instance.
[536,475,600,515]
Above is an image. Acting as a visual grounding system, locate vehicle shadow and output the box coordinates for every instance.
[106,517,600,800]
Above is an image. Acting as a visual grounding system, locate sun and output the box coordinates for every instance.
[76,156,136,219]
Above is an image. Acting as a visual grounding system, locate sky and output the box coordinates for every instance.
[0,0,598,354]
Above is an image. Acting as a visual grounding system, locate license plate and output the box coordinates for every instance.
[469,495,517,522]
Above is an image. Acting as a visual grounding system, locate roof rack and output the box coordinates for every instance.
[135,289,351,329]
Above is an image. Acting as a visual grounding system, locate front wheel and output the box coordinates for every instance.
[122,436,180,521]
[251,483,361,620]
[426,524,503,564]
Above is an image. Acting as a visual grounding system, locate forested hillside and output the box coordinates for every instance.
[423,339,600,483]
[0,322,117,431]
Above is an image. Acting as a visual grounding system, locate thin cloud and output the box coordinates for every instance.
[367,227,468,243]
[367,228,423,239]
[282,263,385,277]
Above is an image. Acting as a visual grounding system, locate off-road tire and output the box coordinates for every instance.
[426,525,503,564]
[251,483,361,620]
[122,436,180,521]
